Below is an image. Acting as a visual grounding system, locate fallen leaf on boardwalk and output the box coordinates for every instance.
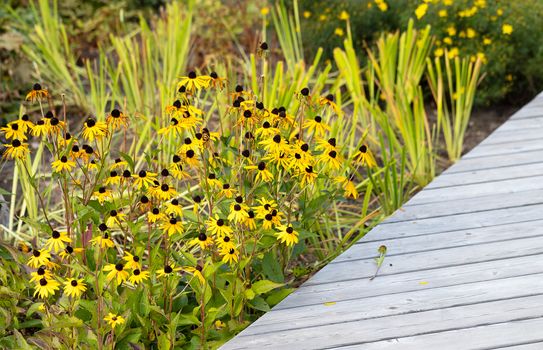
[323,301,336,306]
[419,281,429,285]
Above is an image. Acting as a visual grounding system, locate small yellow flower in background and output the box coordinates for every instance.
[339,10,349,20]
[443,37,453,45]
[497,8,503,16]
[375,0,388,12]
[334,27,344,37]
[506,74,513,81]
[215,320,226,330]
[415,4,428,19]
[447,26,456,36]
[319,14,327,21]
[3,139,29,160]
[303,11,311,18]
[502,24,513,35]
[448,47,459,59]
[82,118,107,142]
[483,37,492,45]
[260,7,269,16]
[475,0,486,8]
[177,71,211,92]
[354,145,377,168]
[467,28,476,39]
[443,0,453,5]
[438,9,447,17]
[25,83,49,102]
[52,156,76,173]
[476,52,487,64]
[64,278,87,298]
[104,313,125,328]
[434,48,444,57]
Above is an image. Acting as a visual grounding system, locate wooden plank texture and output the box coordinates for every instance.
[220,96,543,349]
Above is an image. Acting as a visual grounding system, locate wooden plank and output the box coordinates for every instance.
[340,219,543,261]
[426,162,543,189]
[478,128,543,145]
[462,139,543,159]
[385,188,543,223]
[243,273,543,335]
[370,203,543,242]
[275,254,543,310]
[304,236,543,286]
[326,318,543,350]
[442,149,543,174]
[490,116,543,132]
[222,295,543,350]
[406,175,543,205]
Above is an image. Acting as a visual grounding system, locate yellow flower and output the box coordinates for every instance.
[434,48,444,57]
[275,225,299,247]
[1,121,27,140]
[128,269,149,284]
[448,47,459,59]
[467,28,476,38]
[52,156,76,173]
[82,118,107,142]
[483,37,492,45]
[30,267,52,283]
[303,11,311,18]
[443,37,453,45]
[156,264,182,278]
[303,115,330,137]
[25,83,48,102]
[317,149,343,171]
[64,278,87,298]
[177,71,211,92]
[376,0,388,12]
[415,4,428,19]
[245,161,274,183]
[334,175,359,199]
[92,187,112,204]
[103,263,129,285]
[3,139,29,160]
[161,216,184,236]
[297,165,318,187]
[497,8,503,16]
[221,247,239,265]
[354,145,377,168]
[28,249,51,268]
[148,208,165,223]
[123,252,142,270]
[447,26,456,36]
[104,313,125,328]
[106,109,129,130]
[34,277,60,298]
[190,232,214,250]
[89,232,115,249]
[502,24,513,35]
[44,230,71,252]
[339,10,349,20]
[260,6,269,16]
[438,9,447,17]
[132,170,157,190]
[206,216,233,238]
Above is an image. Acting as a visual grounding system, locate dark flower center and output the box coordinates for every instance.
[235,85,243,93]
[33,250,41,257]
[86,118,96,127]
[111,109,121,118]
[301,87,309,96]
[186,150,195,158]
[235,196,243,203]
[314,116,322,123]
[138,170,147,178]
[164,265,173,273]
[134,269,141,275]
[152,208,159,215]
[210,72,218,79]
[234,204,241,211]
[244,110,252,118]
[198,233,207,241]
[65,246,74,254]
[359,145,367,153]
[99,187,106,193]
[52,230,60,239]
[115,263,124,271]
[242,149,250,157]
[169,217,177,225]
[161,184,169,191]
[193,195,202,203]
[12,139,21,147]
[188,71,197,79]
[71,280,78,287]
[33,83,42,91]
[258,162,266,171]
[260,42,268,50]
[110,210,117,217]
[329,150,337,158]
[216,219,224,226]
[173,100,181,108]
[39,278,47,286]
[286,227,294,234]
[273,134,281,143]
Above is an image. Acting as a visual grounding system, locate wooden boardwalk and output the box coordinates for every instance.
[221,92,543,350]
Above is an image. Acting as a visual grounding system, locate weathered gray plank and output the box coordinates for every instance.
[462,139,543,159]
[243,273,543,335]
[327,318,543,350]
[222,295,543,350]
[406,175,543,205]
[426,162,543,189]
[385,188,543,223]
[304,235,543,286]
[442,149,543,174]
[276,254,543,310]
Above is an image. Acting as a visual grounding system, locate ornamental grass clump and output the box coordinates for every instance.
[0,67,377,348]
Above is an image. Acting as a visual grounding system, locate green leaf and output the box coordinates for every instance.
[251,280,284,295]
[266,288,294,307]
[262,252,284,283]
[244,288,255,300]
[248,296,270,312]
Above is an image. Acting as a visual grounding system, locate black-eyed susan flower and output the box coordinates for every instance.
[205,173,222,190]
[206,216,233,238]
[259,134,289,154]
[30,119,50,137]
[245,161,273,183]
[59,245,83,260]
[128,268,149,284]
[220,247,239,265]
[64,278,87,298]
[243,210,257,230]
[52,155,76,173]
[318,94,341,114]
[334,175,358,199]
[34,277,60,298]
[316,137,337,153]
[103,262,129,285]
[182,265,205,285]
[1,121,27,140]
[354,144,377,168]
[154,182,177,201]
[89,231,115,249]
[317,149,343,171]
[148,208,165,223]
[298,165,318,187]
[92,186,112,204]
[82,118,107,142]
[228,203,249,224]
[123,252,141,270]
[26,83,49,102]
[18,114,34,132]
[177,71,211,92]
[217,235,235,251]
[105,170,121,186]
[276,225,299,247]
[110,158,128,170]
[209,71,226,90]
[156,264,182,278]
[303,115,330,137]
[106,109,129,130]
[182,149,200,167]
[106,209,126,227]
[30,267,52,283]
[28,249,51,268]
[164,199,183,217]
[133,170,157,189]
[104,313,125,328]
[255,120,279,139]
[190,232,214,250]
[161,216,184,236]
[44,230,71,252]
[3,139,29,160]
[219,183,236,198]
